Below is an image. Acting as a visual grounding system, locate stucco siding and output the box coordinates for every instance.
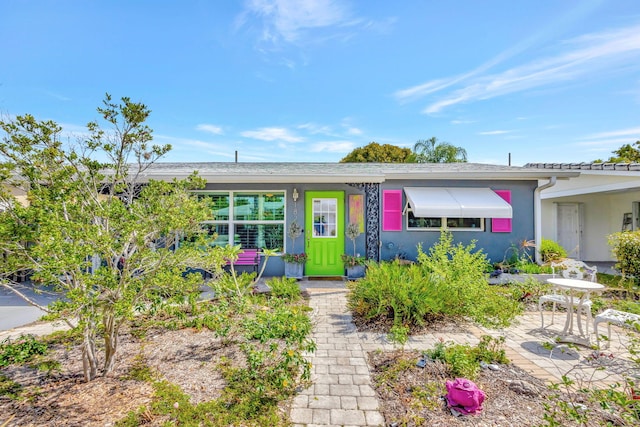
[378,180,537,265]
[542,190,640,262]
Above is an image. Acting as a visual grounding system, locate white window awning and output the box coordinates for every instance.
[404,187,512,218]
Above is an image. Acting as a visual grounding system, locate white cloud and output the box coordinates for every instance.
[450,119,475,125]
[196,124,224,135]
[241,126,304,142]
[310,140,355,153]
[297,122,333,134]
[583,127,640,139]
[478,130,511,135]
[241,0,352,43]
[574,137,637,147]
[346,127,362,135]
[397,22,640,114]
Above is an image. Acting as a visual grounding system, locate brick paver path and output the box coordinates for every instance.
[291,286,635,426]
[290,289,385,426]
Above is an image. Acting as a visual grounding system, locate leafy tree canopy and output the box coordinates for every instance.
[0,94,228,381]
[340,142,415,163]
[594,140,640,163]
[413,137,468,163]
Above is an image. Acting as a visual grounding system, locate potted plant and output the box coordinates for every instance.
[343,222,366,279]
[283,220,306,279]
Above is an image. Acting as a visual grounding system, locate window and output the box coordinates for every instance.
[197,191,285,250]
[407,210,484,231]
[312,198,338,237]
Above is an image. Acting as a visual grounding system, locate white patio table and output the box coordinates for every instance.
[546,278,605,346]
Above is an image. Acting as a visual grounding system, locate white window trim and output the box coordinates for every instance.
[193,190,287,249]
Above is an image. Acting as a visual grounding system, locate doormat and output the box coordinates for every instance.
[306,276,345,281]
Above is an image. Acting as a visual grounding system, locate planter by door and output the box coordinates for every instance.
[284,262,304,279]
[346,265,365,280]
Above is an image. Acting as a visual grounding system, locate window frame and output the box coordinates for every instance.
[406,209,485,232]
[194,190,287,250]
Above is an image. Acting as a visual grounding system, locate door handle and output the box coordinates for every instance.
[306,236,310,248]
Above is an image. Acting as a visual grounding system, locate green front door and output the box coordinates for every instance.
[305,191,345,276]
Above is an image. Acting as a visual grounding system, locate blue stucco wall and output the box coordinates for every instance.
[201,179,537,276]
[201,182,366,277]
[379,180,537,265]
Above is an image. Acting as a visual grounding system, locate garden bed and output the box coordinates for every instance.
[369,349,629,426]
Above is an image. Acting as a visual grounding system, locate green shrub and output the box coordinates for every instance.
[266,276,301,301]
[540,239,567,263]
[0,335,48,367]
[609,230,640,281]
[347,231,522,329]
[424,336,509,379]
[347,260,446,328]
[0,373,23,399]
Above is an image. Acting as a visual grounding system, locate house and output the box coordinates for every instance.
[144,162,578,277]
[526,162,640,264]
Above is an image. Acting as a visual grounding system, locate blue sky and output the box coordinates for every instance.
[2,0,640,165]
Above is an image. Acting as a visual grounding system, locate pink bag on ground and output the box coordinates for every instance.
[445,378,486,415]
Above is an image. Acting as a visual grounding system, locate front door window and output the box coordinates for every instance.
[313,198,337,237]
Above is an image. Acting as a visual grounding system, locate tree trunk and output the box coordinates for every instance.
[82,323,98,382]
[102,313,119,375]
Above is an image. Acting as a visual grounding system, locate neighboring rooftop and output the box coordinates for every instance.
[525,162,640,171]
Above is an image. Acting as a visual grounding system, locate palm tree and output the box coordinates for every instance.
[413,137,468,163]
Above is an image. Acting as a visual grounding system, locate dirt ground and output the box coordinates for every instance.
[0,328,231,426]
[368,349,632,427]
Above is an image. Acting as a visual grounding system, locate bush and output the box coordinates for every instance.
[539,239,567,263]
[347,231,522,331]
[609,230,640,281]
[424,336,509,379]
[0,335,48,367]
[266,277,301,301]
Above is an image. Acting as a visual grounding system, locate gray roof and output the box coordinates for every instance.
[141,162,578,184]
[525,162,640,171]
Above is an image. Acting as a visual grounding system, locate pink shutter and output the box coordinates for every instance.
[382,190,403,231]
[492,190,512,233]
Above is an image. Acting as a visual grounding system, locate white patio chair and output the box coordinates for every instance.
[594,309,640,349]
[539,259,598,333]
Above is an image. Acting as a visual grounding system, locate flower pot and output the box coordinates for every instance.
[346,264,365,280]
[284,262,304,279]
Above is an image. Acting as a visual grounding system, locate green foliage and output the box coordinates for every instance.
[266,276,301,301]
[542,333,640,426]
[417,231,521,327]
[413,136,467,163]
[341,254,366,267]
[347,260,442,327]
[340,141,414,163]
[505,277,552,303]
[281,252,308,264]
[348,231,522,330]
[123,354,156,382]
[424,336,509,379]
[0,95,230,381]
[0,335,48,367]
[539,238,567,263]
[0,373,23,399]
[117,278,314,427]
[388,324,410,346]
[598,140,640,163]
[609,230,640,282]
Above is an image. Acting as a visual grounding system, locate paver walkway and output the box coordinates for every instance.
[290,288,385,427]
[291,285,635,427]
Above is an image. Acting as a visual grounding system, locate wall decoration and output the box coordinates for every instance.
[349,194,365,233]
